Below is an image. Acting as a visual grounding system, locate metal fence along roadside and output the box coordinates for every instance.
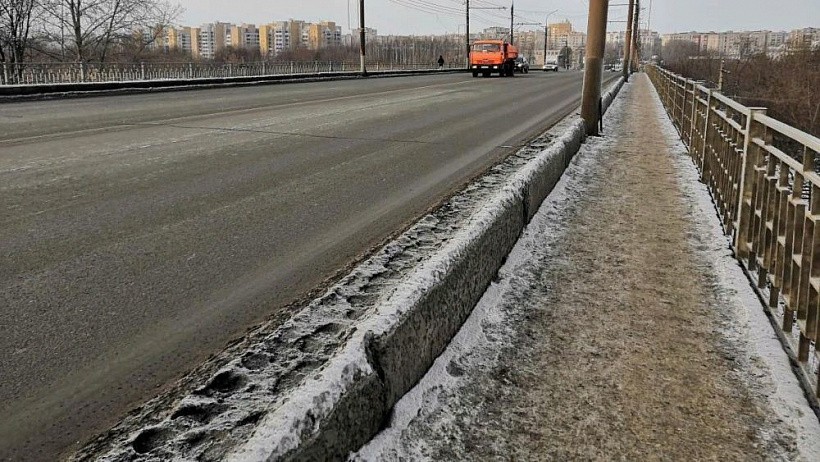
[648,65,820,397]
[0,61,461,85]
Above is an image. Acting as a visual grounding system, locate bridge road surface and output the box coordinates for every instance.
[0,71,615,460]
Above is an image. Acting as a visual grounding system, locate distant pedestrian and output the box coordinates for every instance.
[438,55,445,69]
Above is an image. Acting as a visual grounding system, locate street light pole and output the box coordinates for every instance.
[510,1,514,45]
[466,0,470,68]
[631,0,640,72]
[623,0,634,81]
[543,9,558,67]
[359,0,367,76]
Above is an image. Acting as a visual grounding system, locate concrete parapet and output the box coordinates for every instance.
[228,77,625,461]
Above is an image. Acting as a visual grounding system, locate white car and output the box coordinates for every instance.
[542,62,559,72]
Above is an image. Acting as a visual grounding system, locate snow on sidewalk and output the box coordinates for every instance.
[354,74,820,461]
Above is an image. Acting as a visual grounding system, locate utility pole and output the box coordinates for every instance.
[61,1,66,60]
[543,9,558,67]
[466,0,470,68]
[631,0,640,72]
[623,0,634,81]
[646,0,654,58]
[359,0,367,76]
[543,23,548,65]
[581,0,609,136]
[510,1,514,45]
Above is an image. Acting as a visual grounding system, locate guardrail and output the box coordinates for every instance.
[647,65,820,396]
[0,61,461,85]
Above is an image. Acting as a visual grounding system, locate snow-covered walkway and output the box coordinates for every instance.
[354,74,820,461]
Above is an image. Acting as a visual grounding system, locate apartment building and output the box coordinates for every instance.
[344,27,378,47]
[228,24,260,50]
[661,28,814,58]
[198,22,229,59]
[164,27,180,50]
[549,20,573,38]
[661,32,711,52]
[789,27,819,49]
[308,21,342,49]
[186,27,201,56]
[515,30,540,59]
[607,30,660,49]
[259,20,309,56]
[480,26,510,40]
[546,21,585,50]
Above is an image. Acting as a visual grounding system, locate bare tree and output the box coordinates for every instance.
[604,42,621,66]
[0,0,37,67]
[39,0,179,62]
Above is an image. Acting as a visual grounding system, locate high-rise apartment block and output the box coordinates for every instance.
[259,20,308,56]
[160,18,348,59]
[308,21,342,49]
[197,22,229,59]
[228,24,260,50]
[789,27,819,49]
[661,28,817,58]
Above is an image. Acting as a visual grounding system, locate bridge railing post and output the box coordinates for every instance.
[681,79,689,140]
[677,76,686,130]
[689,82,704,157]
[699,87,712,173]
[684,79,694,145]
[736,108,768,261]
[702,87,720,185]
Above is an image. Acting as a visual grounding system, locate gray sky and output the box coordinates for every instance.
[175,1,818,35]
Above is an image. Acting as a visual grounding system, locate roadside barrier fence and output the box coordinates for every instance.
[0,61,461,85]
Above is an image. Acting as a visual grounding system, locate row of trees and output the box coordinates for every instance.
[0,0,179,66]
[661,41,819,137]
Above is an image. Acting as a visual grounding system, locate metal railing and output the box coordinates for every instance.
[0,61,462,85]
[648,65,820,395]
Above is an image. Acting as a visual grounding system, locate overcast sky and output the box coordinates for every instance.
[175,1,818,36]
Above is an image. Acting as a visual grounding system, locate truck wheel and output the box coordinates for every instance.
[472,71,478,77]
[483,71,490,77]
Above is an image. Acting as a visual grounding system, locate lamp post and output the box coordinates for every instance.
[510,1,514,45]
[466,0,470,68]
[543,9,558,67]
[359,0,367,76]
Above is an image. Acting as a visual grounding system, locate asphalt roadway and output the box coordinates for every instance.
[0,70,615,460]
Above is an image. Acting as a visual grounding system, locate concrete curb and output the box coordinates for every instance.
[0,69,468,101]
[227,76,626,462]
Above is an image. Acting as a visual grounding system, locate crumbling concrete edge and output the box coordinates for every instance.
[228,78,625,462]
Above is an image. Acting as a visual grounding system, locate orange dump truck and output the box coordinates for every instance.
[470,40,519,77]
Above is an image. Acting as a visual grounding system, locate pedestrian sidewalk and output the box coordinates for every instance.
[354,74,820,461]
